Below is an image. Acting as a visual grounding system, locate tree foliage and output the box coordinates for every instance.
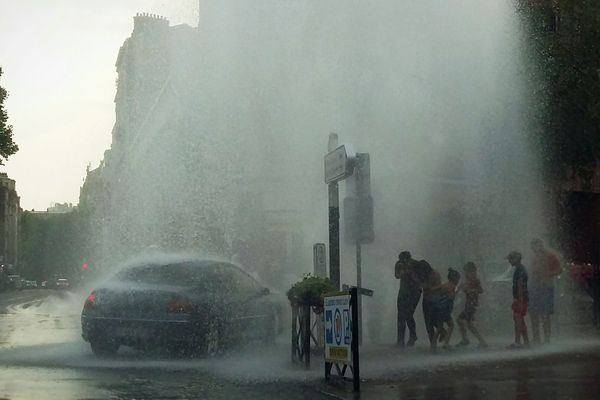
[0,68,19,164]
[516,0,600,178]
[18,210,88,282]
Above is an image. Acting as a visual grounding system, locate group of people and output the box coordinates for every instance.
[395,238,562,351]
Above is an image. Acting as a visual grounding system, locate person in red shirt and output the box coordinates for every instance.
[529,238,562,344]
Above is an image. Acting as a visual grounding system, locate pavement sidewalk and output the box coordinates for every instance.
[306,338,600,399]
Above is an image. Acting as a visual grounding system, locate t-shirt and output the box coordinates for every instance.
[531,251,561,288]
[512,264,529,301]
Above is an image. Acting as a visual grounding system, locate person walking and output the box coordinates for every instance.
[456,262,488,348]
[417,260,442,346]
[431,268,460,351]
[508,251,529,349]
[394,251,422,347]
[529,238,562,345]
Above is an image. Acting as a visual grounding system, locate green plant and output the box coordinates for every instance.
[286,274,336,306]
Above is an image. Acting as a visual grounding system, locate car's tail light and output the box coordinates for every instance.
[166,297,193,314]
[84,292,97,310]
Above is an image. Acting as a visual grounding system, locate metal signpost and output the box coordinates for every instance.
[324,134,354,290]
[322,134,375,392]
[343,153,374,342]
[324,288,360,393]
[313,242,327,349]
[325,136,374,344]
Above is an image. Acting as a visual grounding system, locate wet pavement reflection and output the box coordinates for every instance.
[358,358,600,400]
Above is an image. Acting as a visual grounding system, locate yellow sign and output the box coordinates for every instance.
[327,346,348,361]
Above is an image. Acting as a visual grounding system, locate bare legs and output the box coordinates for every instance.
[432,320,454,350]
[530,312,552,344]
[513,313,529,347]
[542,315,551,343]
[443,319,454,347]
[530,313,540,344]
[458,317,487,347]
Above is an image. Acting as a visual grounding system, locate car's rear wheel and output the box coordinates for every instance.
[90,337,119,356]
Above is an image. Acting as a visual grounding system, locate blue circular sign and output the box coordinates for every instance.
[334,309,343,345]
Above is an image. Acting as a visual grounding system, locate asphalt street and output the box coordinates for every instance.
[0,289,329,400]
[1,290,600,400]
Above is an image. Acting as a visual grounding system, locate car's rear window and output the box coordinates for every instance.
[115,262,220,288]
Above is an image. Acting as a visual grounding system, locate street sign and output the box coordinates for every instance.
[343,195,374,244]
[324,288,360,393]
[313,243,327,278]
[324,145,354,184]
[342,284,374,297]
[324,293,352,364]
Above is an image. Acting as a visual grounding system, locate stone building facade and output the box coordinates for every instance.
[0,173,20,269]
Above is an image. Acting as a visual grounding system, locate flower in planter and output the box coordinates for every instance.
[287,274,336,307]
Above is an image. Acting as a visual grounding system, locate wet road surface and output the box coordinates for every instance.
[0,290,328,400]
[1,290,600,399]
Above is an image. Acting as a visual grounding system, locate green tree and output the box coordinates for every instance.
[0,68,19,164]
[18,210,88,283]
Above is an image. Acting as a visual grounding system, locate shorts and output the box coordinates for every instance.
[459,305,477,322]
[529,286,554,315]
[431,299,453,326]
[512,299,528,316]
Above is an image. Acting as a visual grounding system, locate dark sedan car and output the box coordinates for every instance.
[81,259,285,356]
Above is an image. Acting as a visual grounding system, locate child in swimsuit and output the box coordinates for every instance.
[431,268,460,350]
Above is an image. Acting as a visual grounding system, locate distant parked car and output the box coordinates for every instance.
[55,278,70,290]
[7,275,22,290]
[41,281,48,289]
[81,258,285,356]
[22,280,38,289]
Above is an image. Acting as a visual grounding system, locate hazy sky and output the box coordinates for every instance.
[0,1,197,210]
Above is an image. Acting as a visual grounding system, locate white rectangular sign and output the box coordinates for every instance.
[324,145,351,184]
[324,294,352,364]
